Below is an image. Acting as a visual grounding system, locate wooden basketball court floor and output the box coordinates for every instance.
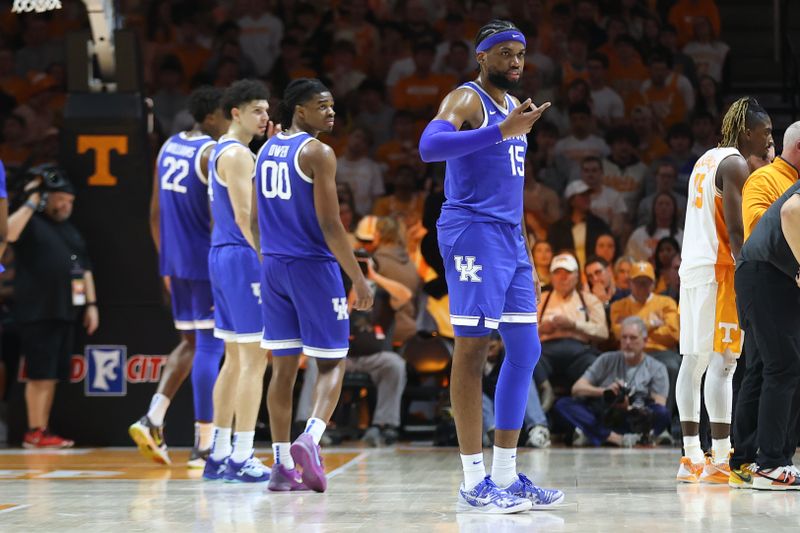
[0,446,798,532]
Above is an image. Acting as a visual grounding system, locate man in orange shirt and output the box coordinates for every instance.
[392,41,457,121]
[730,122,799,485]
[668,0,721,47]
[742,122,800,240]
[608,36,648,110]
[638,53,689,130]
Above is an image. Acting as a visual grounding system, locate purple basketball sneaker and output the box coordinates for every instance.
[268,463,309,491]
[290,433,327,492]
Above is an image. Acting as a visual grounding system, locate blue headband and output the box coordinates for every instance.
[476,29,527,53]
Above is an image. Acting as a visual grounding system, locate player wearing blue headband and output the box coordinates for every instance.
[419,20,563,514]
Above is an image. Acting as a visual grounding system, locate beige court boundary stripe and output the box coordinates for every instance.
[326,451,370,480]
[0,504,31,515]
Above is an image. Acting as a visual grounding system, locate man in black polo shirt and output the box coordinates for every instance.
[8,168,98,448]
[730,180,800,490]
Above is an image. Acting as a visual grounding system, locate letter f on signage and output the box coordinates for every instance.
[92,349,121,391]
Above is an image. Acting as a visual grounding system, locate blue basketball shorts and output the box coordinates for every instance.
[170,278,215,331]
[438,221,537,335]
[208,245,263,343]
[260,256,350,359]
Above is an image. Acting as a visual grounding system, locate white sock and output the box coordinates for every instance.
[231,431,255,463]
[712,438,731,464]
[461,452,486,490]
[210,427,232,461]
[147,393,170,426]
[491,446,518,487]
[304,418,326,445]
[683,435,704,464]
[196,422,214,451]
[272,442,294,469]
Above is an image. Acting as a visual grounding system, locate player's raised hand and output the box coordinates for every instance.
[352,277,374,311]
[498,98,552,140]
[266,120,282,139]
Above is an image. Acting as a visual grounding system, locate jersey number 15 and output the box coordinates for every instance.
[508,145,524,177]
[260,160,292,200]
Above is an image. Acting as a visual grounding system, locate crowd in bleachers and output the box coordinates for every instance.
[0,0,751,447]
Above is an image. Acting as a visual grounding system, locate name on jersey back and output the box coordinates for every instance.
[164,142,198,158]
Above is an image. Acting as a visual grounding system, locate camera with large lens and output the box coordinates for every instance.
[19,164,73,211]
[354,248,379,276]
[602,383,654,438]
[603,383,631,406]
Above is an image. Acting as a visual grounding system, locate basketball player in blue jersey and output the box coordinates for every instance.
[202,80,275,483]
[129,87,229,468]
[255,79,372,493]
[419,20,565,513]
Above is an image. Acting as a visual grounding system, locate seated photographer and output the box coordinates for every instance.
[609,261,680,414]
[355,215,421,346]
[538,253,608,390]
[481,333,552,449]
[347,255,410,447]
[553,316,670,447]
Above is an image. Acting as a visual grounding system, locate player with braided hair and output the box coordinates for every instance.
[676,97,772,484]
[419,20,564,513]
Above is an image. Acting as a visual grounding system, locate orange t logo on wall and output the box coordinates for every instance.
[77,135,129,186]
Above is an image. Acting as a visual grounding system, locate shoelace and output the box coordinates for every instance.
[518,473,554,502]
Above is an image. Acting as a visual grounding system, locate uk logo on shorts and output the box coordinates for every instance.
[332,297,348,320]
[85,345,127,396]
[454,255,483,282]
[251,283,262,304]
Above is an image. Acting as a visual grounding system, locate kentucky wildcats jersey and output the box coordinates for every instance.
[255,131,335,260]
[157,132,216,280]
[438,81,528,242]
[209,136,255,248]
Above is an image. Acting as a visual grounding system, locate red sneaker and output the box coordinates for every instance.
[23,428,75,449]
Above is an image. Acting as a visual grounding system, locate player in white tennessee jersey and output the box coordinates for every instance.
[675,97,772,484]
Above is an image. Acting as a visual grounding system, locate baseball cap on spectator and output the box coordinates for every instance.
[355,215,378,242]
[550,253,579,273]
[564,180,591,199]
[630,261,655,281]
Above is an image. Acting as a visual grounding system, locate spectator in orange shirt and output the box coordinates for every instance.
[668,0,721,47]
[332,0,380,72]
[609,35,649,108]
[376,110,422,177]
[372,165,426,227]
[639,52,691,129]
[392,40,456,120]
[558,32,590,89]
[170,12,212,87]
[631,105,669,164]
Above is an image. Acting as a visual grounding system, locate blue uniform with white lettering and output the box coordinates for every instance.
[255,131,349,358]
[437,82,537,332]
[156,132,216,329]
[207,136,262,342]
